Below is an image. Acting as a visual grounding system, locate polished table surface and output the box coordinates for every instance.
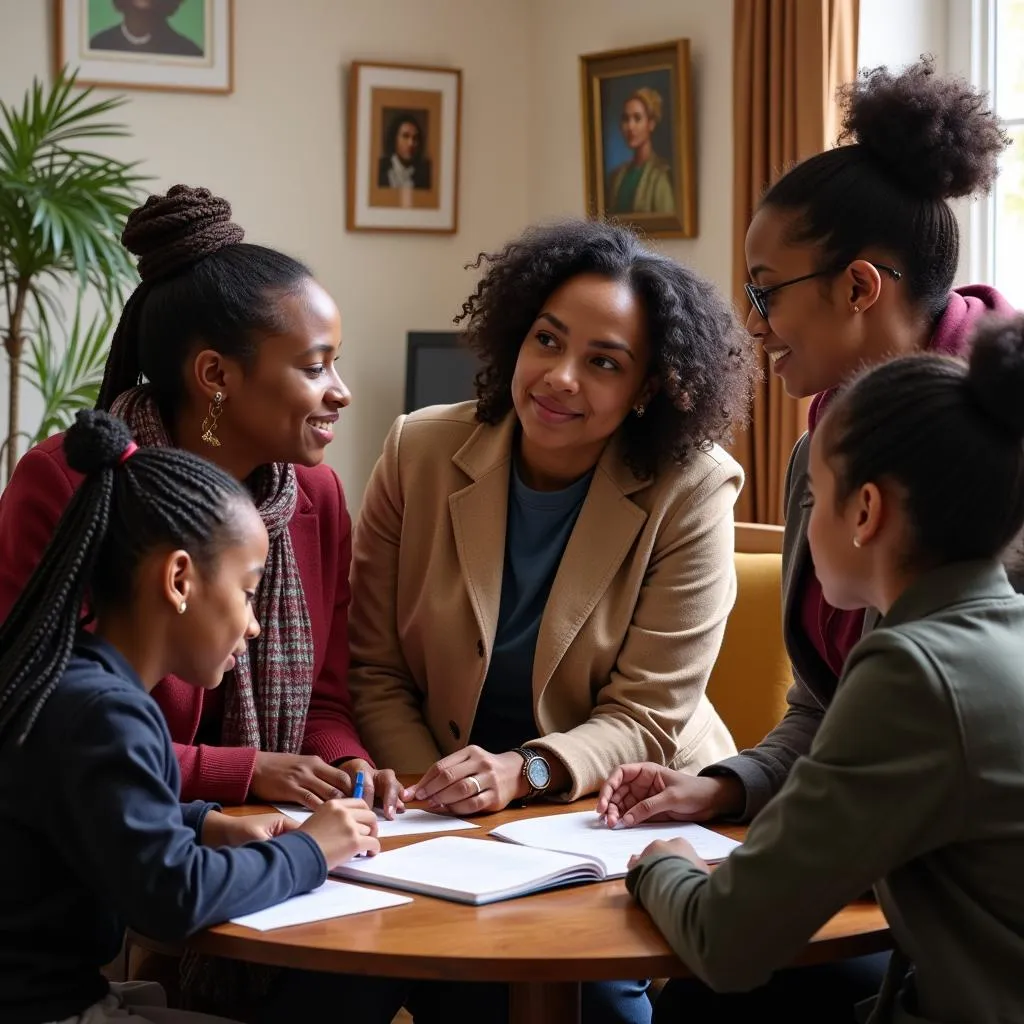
[188,790,891,1022]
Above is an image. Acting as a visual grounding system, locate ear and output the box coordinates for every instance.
[161,549,198,614]
[843,260,884,315]
[852,481,884,547]
[637,375,660,408]
[191,349,247,405]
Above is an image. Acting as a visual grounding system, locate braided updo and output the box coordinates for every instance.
[97,185,312,415]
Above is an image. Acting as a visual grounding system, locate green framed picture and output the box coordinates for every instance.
[56,0,233,94]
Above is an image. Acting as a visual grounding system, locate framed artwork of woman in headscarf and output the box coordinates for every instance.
[580,39,696,238]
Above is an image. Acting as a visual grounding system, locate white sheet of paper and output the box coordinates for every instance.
[490,810,741,876]
[274,805,479,838]
[229,880,411,931]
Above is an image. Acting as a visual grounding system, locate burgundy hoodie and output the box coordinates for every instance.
[801,285,1017,677]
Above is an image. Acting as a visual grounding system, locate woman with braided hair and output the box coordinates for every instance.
[0,184,399,814]
[0,410,381,1024]
[0,185,407,1018]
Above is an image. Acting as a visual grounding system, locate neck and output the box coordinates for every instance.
[172,401,262,483]
[632,140,653,165]
[93,614,164,692]
[517,433,601,491]
[866,559,921,617]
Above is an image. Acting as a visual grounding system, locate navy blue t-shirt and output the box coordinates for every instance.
[470,463,593,752]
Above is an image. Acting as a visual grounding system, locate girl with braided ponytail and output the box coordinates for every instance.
[629,317,1024,1023]
[0,410,381,1024]
[0,184,399,815]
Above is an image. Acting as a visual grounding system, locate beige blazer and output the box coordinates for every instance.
[348,402,741,799]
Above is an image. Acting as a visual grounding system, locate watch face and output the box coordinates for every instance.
[526,755,551,789]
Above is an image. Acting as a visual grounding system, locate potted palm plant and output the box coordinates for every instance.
[1,67,145,484]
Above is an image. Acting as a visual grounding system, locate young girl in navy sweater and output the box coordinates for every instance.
[0,411,379,1024]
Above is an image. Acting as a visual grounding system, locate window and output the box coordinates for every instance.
[991,0,1024,307]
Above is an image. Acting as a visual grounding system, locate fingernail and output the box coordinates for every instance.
[624,814,634,825]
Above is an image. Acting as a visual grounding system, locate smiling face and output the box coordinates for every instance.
[744,206,866,399]
[620,98,655,151]
[511,273,653,488]
[209,277,350,469]
[165,498,269,689]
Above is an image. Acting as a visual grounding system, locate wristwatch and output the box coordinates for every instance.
[514,747,552,799]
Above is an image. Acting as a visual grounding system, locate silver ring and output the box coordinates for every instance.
[467,774,481,796]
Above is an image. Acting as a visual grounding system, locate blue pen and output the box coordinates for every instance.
[352,770,365,802]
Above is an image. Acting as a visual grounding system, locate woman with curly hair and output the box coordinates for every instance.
[346,217,753,1023]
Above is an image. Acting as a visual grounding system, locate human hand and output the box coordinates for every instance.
[201,810,299,848]
[250,752,351,809]
[401,746,527,815]
[596,762,744,827]
[627,837,709,872]
[337,758,405,820]
[297,798,381,868]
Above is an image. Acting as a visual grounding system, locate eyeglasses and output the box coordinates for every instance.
[744,263,903,321]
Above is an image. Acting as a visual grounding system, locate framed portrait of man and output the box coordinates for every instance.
[56,0,233,94]
[347,61,462,234]
[580,39,696,238]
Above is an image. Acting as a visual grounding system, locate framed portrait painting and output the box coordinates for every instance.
[346,61,462,234]
[55,0,233,94]
[580,39,696,238]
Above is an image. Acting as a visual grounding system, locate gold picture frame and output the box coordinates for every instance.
[580,39,697,238]
[346,61,462,234]
[55,0,233,95]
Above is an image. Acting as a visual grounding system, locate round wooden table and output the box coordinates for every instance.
[187,794,891,1023]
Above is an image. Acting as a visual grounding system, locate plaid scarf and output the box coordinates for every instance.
[109,386,315,753]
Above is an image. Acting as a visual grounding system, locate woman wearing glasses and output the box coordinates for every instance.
[598,58,1016,1019]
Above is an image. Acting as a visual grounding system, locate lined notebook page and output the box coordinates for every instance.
[491,810,741,876]
[331,834,601,904]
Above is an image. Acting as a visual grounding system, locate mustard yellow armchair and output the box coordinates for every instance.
[705,523,793,752]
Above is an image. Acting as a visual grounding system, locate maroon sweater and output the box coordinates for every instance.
[0,434,372,803]
[799,285,1016,675]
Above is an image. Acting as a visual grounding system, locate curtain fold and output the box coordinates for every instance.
[731,0,859,524]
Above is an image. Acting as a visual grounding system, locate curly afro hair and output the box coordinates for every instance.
[762,56,1009,322]
[454,219,755,481]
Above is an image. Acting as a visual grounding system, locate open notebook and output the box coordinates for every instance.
[331,815,740,906]
[489,810,741,877]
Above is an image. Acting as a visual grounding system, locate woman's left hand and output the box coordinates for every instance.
[402,746,527,815]
[626,836,709,872]
[338,759,405,819]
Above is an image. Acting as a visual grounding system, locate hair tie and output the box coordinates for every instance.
[118,441,139,465]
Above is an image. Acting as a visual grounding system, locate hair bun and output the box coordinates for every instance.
[121,184,245,283]
[840,56,1008,200]
[966,314,1024,440]
[64,410,136,476]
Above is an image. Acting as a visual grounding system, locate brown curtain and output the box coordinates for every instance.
[731,0,859,524]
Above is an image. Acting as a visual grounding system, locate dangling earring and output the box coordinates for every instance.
[201,392,224,447]
[852,537,862,549]
[634,404,646,418]
[178,601,188,614]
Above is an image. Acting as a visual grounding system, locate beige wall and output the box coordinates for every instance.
[527,0,734,289]
[0,0,531,504]
[2,0,946,505]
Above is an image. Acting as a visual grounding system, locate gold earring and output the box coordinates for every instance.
[634,404,645,418]
[201,392,224,447]
[852,537,862,549]
[853,305,861,314]
[178,601,188,614]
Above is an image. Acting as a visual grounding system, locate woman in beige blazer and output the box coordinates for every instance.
[349,219,754,818]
